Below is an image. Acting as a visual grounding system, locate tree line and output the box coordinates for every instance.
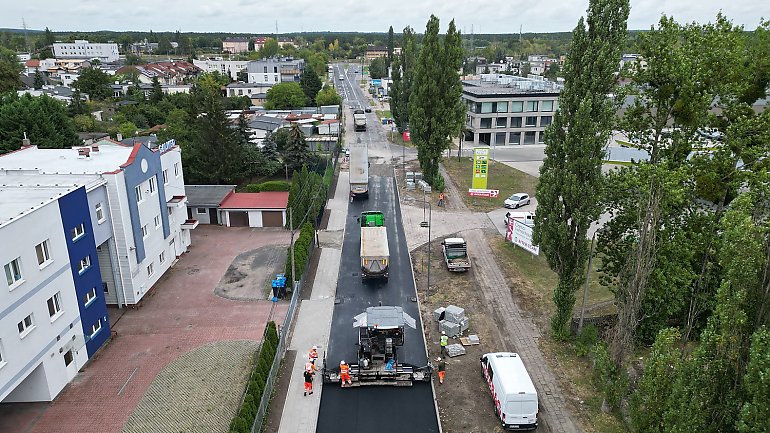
[535,0,770,429]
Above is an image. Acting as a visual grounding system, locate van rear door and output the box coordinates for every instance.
[503,396,538,428]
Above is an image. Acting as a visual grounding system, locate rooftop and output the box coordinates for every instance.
[185,185,236,207]
[0,184,79,228]
[0,140,140,175]
[462,75,562,97]
[219,191,289,210]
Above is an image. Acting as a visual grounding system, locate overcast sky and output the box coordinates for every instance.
[2,0,766,34]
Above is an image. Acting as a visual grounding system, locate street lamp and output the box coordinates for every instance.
[578,223,603,332]
[420,201,432,291]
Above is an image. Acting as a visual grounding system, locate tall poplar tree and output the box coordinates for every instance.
[409,16,465,186]
[386,26,395,70]
[533,0,630,338]
[390,26,415,132]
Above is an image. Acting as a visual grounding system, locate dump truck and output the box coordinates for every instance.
[348,141,369,198]
[359,211,384,227]
[322,306,432,386]
[353,108,367,131]
[360,225,389,280]
[441,237,471,272]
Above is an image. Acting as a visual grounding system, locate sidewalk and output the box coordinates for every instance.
[276,169,349,433]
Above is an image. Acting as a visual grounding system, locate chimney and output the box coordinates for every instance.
[77,147,91,159]
[116,133,123,142]
[91,144,100,154]
[22,132,31,147]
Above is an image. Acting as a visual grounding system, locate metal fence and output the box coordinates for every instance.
[249,240,316,433]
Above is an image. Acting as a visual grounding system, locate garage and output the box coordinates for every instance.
[262,211,284,227]
[228,211,249,227]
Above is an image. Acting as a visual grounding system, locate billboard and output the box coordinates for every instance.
[506,218,540,255]
[468,189,499,198]
[372,79,382,86]
[472,147,489,189]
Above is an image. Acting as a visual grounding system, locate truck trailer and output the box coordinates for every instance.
[360,226,389,280]
[322,306,432,387]
[353,113,367,131]
[348,141,369,198]
[441,237,471,272]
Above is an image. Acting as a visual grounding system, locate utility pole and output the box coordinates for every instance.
[427,202,432,291]
[289,207,296,291]
[578,230,597,332]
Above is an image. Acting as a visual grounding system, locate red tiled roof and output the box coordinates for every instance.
[25,59,40,67]
[321,119,340,124]
[219,192,289,209]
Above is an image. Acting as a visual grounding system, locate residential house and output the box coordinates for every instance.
[365,45,401,60]
[246,57,304,85]
[53,40,120,62]
[193,58,249,81]
[222,37,250,54]
[185,185,236,225]
[115,62,200,86]
[462,74,561,146]
[225,82,273,98]
[218,191,288,227]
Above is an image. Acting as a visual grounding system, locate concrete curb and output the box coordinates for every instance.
[393,167,444,433]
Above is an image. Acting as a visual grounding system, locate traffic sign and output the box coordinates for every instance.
[468,189,500,198]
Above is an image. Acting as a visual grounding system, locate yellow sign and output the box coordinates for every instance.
[471,147,489,189]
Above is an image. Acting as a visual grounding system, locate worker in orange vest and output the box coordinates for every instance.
[305,360,318,374]
[339,360,352,386]
[308,346,318,364]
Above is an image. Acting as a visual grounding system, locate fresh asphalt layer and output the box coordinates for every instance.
[316,65,439,433]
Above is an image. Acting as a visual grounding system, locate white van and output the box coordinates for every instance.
[480,352,538,430]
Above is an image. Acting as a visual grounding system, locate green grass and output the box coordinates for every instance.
[442,156,538,212]
[374,109,392,119]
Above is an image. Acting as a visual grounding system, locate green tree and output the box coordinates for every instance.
[265,82,307,109]
[33,69,44,89]
[544,63,561,80]
[157,36,172,55]
[72,114,97,132]
[259,38,279,58]
[533,0,630,338]
[73,67,112,100]
[737,328,770,433]
[0,47,23,93]
[369,57,387,79]
[391,26,415,131]
[282,124,310,173]
[315,86,341,106]
[118,121,138,138]
[299,67,322,105]
[386,26,395,70]
[0,94,80,152]
[150,76,163,103]
[197,71,230,95]
[408,16,465,186]
[43,27,55,47]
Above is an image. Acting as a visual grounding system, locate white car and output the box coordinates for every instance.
[504,193,530,209]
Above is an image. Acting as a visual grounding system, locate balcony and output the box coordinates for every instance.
[181,219,199,230]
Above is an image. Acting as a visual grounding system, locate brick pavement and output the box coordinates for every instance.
[24,226,290,433]
[464,228,581,433]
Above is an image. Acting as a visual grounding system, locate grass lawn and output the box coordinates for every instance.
[375,109,392,119]
[442,156,538,212]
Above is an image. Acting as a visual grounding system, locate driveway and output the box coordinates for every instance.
[8,225,290,433]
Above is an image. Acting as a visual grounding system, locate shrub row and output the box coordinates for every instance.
[244,180,291,193]
[229,321,280,433]
[284,222,314,283]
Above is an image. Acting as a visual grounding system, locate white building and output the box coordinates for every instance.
[193,59,249,81]
[53,40,120,63]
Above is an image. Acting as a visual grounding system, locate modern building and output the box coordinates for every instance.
[365,45,401,61]
[225,82,273,98]
[193,58,249,81]
[462,74,561,146]
[247,58,305,85]
[53,40,120,63]
[222,37,250,54]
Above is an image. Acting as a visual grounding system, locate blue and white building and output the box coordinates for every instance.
[0,139,195,402]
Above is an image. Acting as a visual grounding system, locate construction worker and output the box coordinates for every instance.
[440,331,449,356]
[339,360,352,386]
[308,346,318,364]
[305,360,318,374]
[303,369,314,396]
[438,192,446,207]
[436,357,446,384]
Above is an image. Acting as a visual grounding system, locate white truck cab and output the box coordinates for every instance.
[480,352,539,431]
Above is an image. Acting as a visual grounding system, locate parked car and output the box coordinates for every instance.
[504,193,530,209]
[365,107,372,113]
[345,148,350,156]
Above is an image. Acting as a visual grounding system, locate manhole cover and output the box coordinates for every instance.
[409,296,417,302]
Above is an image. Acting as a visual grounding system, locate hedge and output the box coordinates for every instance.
[229,321,280,433]
[244,180,291,193]
[284,222,314,283]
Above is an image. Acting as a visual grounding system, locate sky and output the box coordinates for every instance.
[1,0,767,34]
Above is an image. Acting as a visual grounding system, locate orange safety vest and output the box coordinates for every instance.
[309,349,318,360]
[340,364,350,374]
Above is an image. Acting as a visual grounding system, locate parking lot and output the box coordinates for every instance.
[1,225,290,433]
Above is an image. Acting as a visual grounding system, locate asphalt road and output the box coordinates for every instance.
[316,65,439,433]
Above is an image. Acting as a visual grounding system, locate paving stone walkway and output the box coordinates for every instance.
[464,228,581,433]
[122,340,259,433]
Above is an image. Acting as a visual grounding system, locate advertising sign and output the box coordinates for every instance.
[372,79,382,86]
[472,147,489,189]
[403,131,411,141]
[506,218,540,255]
[468,189,500,198]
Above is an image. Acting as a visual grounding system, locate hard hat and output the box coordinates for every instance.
[340,360,346,365]
[312,345,317,350]
[442,331,446,335]
[436,357,442,362]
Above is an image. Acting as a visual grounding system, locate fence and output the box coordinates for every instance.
[249,239,316,433]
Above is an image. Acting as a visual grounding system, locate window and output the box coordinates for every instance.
[154,215,161,228]
[538,132,546,144]
[71,224,85,240]
[526,116,538,127]
[95,203,105,223]
[496,117,507,128]
[524,131,537,144]
[495,101,508,113]
[510,117,522,128]
[509,132,522,145]
[147,263,154,277]
[4,258,23,288]
[84,287,97,305]
[90,319,102,337]
[102,282,109,294]
[174,163,180,177]
[35,240,52,266]
[542,100,554,112]
[17,314,34,336]
[135,185,143,202]
[510,101,524,112]
[540,116,553,127]
[79,256,91,274]
[494,132,507,146]
[196,208,207,215]
[526,101,539,112]
[162,169,169,185]
[47,292,63,318]
[141,225,148,238]
[159,251,166,264]
[64,349,74,366]
[480,102,493,114]
[148,177,157,195]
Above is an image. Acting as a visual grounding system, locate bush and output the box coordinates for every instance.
[432,173,446,192]
[284,222,315,282]
[574,324,599,357]
[590,341,628,411]
[244,180,291,192]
